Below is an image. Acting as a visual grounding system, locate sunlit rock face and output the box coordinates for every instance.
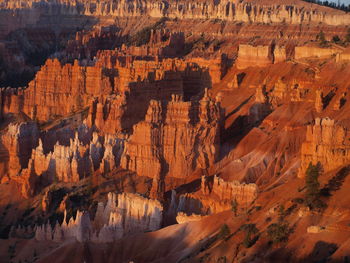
[236,44,287,69]
[169,175,258,217]
[1,0,350,26]
[295,46,341,59]
[236,45,273,69]
[34,192,163,243]
[121,91,223,182]
[299,117,350,178]
[2,0,350,261]
[18,59,111,121]
[2,55,218,130]
[0,122,124,198]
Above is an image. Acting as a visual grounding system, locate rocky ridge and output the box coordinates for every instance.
[1,0,349,26]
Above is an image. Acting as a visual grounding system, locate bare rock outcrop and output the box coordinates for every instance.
[1,122,124,197]
[176,212,206,224]
[295,46,342,59]
[210,175,258,207]
[298,118,350,177]
[237,45,273,69]
[35,210,93,242]
[236,44,286,69]
[121,90,223,182]
[2,0,349,26]
[84,54,215,133]
[0,122,39,196]
[1,59,113,121]
[34,192,163,243]
[315,90,324,113]
[336,48,350,62]
[174,175,258,215]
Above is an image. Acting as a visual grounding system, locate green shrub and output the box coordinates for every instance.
[255,206,262,211]
[316,31,328,47]
[292,198,304,204]
[277,205,285,221]
[345,28,350,43]
[218,224,230,240]
[267,223,290,244]
[231,199,238,217]
[240,224,259,248]
[332,35,341,43]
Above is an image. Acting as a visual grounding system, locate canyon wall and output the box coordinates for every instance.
[298,117,350,177]
[0,122,39,178]
[2,55,217,131]
[236,44,287,69]
[1,0,349,26]
[0,123,124,197]
[336,49,350,62]
[120,91,222,183]
[1,59,112,121]
[236,44,272,69]
[295,46,341,59]
[0,53,224,198]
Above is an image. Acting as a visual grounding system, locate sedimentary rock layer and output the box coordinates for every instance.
[121,91,223,182]
[1,0,349,26]
[299,117,350,177]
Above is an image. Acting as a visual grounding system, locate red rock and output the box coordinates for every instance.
[121,91,222,184]
[298,117,350,177]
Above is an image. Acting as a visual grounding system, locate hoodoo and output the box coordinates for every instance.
[1,0,350,262]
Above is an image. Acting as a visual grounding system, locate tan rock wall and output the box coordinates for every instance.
[2,0,349,26]
[236,44,272,69]
[295,46,341,59]
[298,117,350,177]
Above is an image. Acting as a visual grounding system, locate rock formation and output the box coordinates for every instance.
[0,122,124,197]
[255,85,268,104]
[209,175,258,207]
[1,54,218,132]
[176,212,206,224]
[315,90,324,113]
[1,0,349,26]
[1,59,113,121]
[121,90,223,183]
[1,0,350,261]
[34,192,163,243]
[173,175,258,215]
[35,210,93,242]
[0,122,39,196]
[336,48,350,62]
[333,92,347,110]
[298,118,350,177]
[236,44,286,69]
[295,45,342,59]
[23,59,112,121]
[274,46,287,63]
[237,45,273,69]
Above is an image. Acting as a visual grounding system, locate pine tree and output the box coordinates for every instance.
[231,199,238,217]
[345,28,350,43]
[317,31,327,47]
[305,162,326,209]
